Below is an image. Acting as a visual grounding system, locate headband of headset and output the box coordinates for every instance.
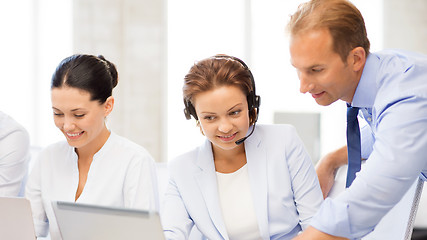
[183,55,260,121]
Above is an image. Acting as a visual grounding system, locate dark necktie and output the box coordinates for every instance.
[346,105,361,188]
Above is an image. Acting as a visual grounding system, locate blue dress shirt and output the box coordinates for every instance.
[310,49,427,239]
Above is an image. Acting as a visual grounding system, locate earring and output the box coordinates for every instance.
[196,120,205,136]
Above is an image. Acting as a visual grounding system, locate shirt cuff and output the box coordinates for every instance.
[34,220,49,238]
[310,198,352,238]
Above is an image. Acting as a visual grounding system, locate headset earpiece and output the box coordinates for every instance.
[253,95,260,109]
[184,100,198,120]
[183,108,191,120]
[247,91,260,110]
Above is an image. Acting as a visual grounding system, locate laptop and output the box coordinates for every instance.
[52,201,165,240]
[0,197,36,240]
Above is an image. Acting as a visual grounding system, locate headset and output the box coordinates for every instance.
[183,55,261,145]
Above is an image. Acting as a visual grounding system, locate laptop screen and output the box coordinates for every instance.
[0,197,36,240]
[52,201,165,240]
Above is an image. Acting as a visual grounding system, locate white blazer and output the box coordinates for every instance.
[162,124,323,240]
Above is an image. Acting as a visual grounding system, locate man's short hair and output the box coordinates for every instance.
[287,0,370,62]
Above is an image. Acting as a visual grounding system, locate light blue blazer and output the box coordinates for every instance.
[162,124,323,240]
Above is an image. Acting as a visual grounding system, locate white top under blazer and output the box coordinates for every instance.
[216,164,263,240]
[162,124,323,240]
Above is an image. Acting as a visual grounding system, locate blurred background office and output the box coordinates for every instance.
[1,0,427,239]
[4,0,426,163]
[0,0,425,168]
[1,0,387,163]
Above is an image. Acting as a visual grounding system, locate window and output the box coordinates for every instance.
[0,1,72,148]
[167,0,247,159]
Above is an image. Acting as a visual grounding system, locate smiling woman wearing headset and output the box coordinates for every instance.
[161,54,323,240]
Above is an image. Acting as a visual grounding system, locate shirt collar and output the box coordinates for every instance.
[351,53,380,108]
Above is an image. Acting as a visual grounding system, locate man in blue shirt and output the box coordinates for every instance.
[288,0,427,239]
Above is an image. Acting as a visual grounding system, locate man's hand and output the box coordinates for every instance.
[293,226,349,240]
[315,146,348,198]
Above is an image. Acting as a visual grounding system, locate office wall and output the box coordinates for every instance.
[274,112,321,164]
[383,0,427,54]
[72,0,167,162]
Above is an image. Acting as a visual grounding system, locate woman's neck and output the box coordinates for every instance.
[75,127,111,161]
[213,144,247,173]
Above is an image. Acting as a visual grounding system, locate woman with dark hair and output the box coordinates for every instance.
[25,54,159,239]
[161,54,323,240]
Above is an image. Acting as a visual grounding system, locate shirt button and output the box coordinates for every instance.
[367,117,372,122]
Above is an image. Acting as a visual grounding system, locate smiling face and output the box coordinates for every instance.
[290,28,362,105]
[193,85,250,153]
[51,86,113,152]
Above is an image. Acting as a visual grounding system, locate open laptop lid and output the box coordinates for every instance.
[0,197,36,240]
[52,201,165,240]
